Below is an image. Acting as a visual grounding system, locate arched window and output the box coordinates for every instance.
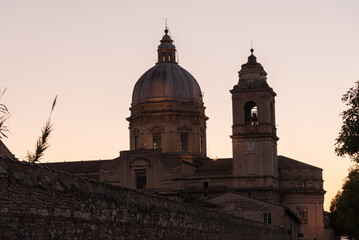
[200,135,204,154]
[132,128,140,150]
[135,169,146,189]
[134,135,139,150]
[270,102,275,126]
[180,132,188,152]
[153,133,161,149]
[245,101,258,125]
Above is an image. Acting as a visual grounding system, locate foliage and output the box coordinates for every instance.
[335,80,359,163]
[26,96,57,163]
[333,81,359,238]
[26,120,53,163]
[0,88,10,139]
[330,166,359,239]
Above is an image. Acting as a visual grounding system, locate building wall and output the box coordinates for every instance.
[207,192,287,227]
[206,192,302,240]
[279,168,324,191]
[281,193,324,240]
[279,166,325,240]
[100,149,185,190]
[128,100,207,156]
[0,157,285,240]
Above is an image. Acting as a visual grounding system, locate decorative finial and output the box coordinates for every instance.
[250,37,254,55]
[165,18,168,34]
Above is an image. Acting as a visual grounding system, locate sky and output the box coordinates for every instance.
[1,0,358,211]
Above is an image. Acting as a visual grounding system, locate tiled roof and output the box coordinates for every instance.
[41,155,321,176]
[0,140,16,161]
[41,160,112,174]
[278,155,321,170]
[195,158,232,176]
[186,198,218,208]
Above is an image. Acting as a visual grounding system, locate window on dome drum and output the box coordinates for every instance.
[270,102,275,125]
[297,207,307,224]
[263,213,272,224]
[245,101,258,125]
[180,132,188,152]
[134,136,139,150]
[135,169,146,190]
[153,133,161,149]
[200,135,204,154]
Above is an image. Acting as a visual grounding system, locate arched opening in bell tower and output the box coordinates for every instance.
[245,101,258,125]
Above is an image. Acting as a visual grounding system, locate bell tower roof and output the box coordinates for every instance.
[247,48,257,64]
[236,49,269,88]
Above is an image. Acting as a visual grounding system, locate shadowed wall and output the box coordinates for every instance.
[0,157,284,240]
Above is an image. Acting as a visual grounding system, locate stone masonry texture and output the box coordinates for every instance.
[0,157,284,239]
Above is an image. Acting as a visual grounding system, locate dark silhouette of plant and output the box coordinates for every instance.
[330,166,359,239]
[332,81,359,239]
[26,96,57,163]
[335,80,359,163]
[0,88,10,139]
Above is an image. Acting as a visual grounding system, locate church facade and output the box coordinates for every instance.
[44,29,325,240]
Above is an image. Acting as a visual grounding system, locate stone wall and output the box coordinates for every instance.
[0,157,284,240]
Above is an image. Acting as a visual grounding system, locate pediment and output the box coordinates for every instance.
[177,125,192,132]
[149,125,164,132]
[130,158,151,168]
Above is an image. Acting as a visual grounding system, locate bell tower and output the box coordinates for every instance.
[230,49,279,202]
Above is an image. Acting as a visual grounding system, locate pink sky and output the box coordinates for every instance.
[1,0,359,211]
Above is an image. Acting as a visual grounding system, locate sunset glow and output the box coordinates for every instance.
[1,0,358,211]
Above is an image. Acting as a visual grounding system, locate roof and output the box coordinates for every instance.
[278,155,321,170]
[206,191,302,223]
[41,159,112,174]
[41,155,320,175]
[185,198,218,208]
[236,49,269,89]
[0,140,16,161]
[132,30,203,104]
[132,63,203,104]
[206,191,283,207]
[195,158,232,176]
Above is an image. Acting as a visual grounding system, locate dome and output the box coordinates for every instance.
[131,29,203,104]
[132,63,203,103]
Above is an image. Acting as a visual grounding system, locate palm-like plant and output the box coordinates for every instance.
[0,88,10,139]
[26,96,57,163]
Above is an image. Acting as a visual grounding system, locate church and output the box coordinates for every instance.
[44,28,326,240]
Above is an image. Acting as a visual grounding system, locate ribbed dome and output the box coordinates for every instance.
[132,63,203,103]
[131,29,203,104]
